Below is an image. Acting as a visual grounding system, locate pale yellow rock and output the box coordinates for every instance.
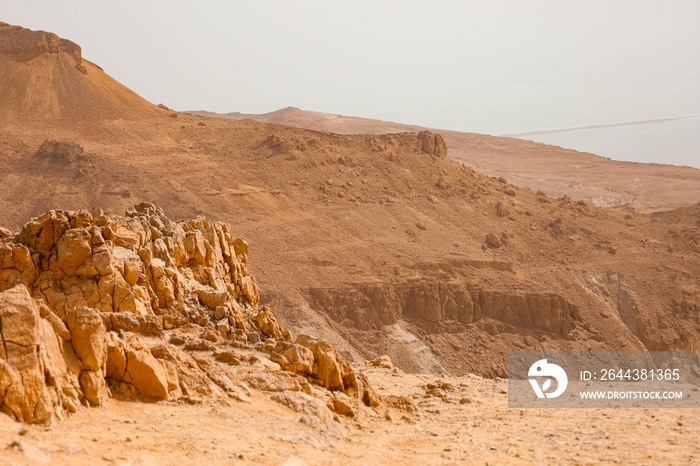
[113,226,141,250]
[240,276,259,306]
[38,318,81,413]
[11,244,33,273]
[37,300,70,340]
[106,336,127,380]
[63,306,106,371]
[281,344,315,374]
[0,244,14,268]
[0,285,54,423]
[296,334,359,395]
[113,246,143,285]
[0,205,354,423]
[191,231,206,264]
[232,238,248,256]
[331,391,357,416]
[121,336,170,399]
[160,359,180,394]
[112,273,131,311]
[17,210,67,256]
[369,355,395,370]
[75,256,99,277]
[79,370,109,406]
[56,228,92,274]
[198,289,227,309]
[255,307,283,338]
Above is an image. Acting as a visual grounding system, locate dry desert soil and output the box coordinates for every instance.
[3,367,699,465]
[1,22,699,465]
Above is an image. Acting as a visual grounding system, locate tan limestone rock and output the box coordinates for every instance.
[63,306,106,371]
[0,285,54,423]
[56,228,92,274]
[121,336,170,400]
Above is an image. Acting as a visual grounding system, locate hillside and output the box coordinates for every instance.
[190,107,700,213]
[0,22,160,123]
[0,24,699,379]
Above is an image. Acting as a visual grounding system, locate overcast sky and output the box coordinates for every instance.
[4,0,700,134]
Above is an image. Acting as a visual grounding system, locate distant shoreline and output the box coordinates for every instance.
[502,115,700,137]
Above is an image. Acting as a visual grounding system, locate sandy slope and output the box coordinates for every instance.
[0,22,159,122]
[191,107,700,213]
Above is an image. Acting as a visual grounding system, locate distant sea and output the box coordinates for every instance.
[348,79,700,169]
[507,116,700,169]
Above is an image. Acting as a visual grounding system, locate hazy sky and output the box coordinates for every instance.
[4,0,700,134]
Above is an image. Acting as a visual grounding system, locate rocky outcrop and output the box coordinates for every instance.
[308,279,580,336]
[3,202,280,338]
[417,130,448,159]
[0,22,82,63]
[0,285,56,423]
[0,205,378,423]
[34,140,85,164]
[266,335,380,407]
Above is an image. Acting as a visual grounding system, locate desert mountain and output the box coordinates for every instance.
[0,22,159,123]
[191,107,700,213]
[1,24,699,379]
[2,22,700,465]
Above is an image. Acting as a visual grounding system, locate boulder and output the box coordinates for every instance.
[120,336,170,400]
[369,355,395,370]
[254,307,285,339]
[496,199,511,217]
[0,285,54,423]
[63,306,106,371]
[198,289,228,309]
[278,344,314,374]
[486,232,502,248]
[331,391,357,416]
[296,335,358,394]
[79,370,109,406]
[105,335,127,380]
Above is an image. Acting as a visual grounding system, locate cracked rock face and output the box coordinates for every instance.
[2,202,279,336]
[0,285,55,423]
[0,204,376,424]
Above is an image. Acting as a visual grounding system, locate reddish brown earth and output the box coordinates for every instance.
[1,23,699,464]
[192,106,700,213]
[2,23,700,376]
